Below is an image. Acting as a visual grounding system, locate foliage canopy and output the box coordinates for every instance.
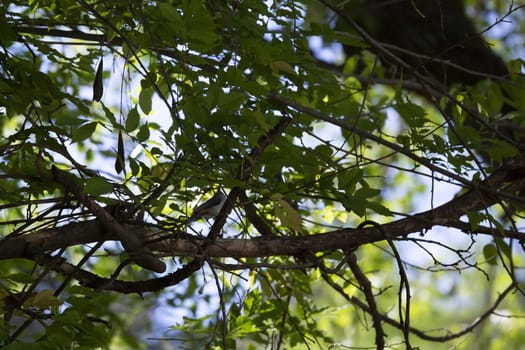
[1,1,525,349]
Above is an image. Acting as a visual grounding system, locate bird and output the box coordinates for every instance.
[187,190,227,223]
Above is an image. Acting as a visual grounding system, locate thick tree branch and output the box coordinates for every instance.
[3,154,524,264]
[30,248,203,293]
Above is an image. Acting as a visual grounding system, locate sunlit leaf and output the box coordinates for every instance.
[274,195,303,232]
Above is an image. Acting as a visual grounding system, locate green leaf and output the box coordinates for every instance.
[502,67,525,111]
[92,59,104,102]
[354,187,380,199]
[6,272,35,283]
[335,32,368,49]
[395,101,427,128]
[139,85,153,115]
[0,20,17,45]
[466,211,484,231]
[495,237,512,262]
[338,169,363,193]
[482,244,498,265]
[136,123,150,142]
[125,107,140,132]
[115,130,125,174]
[341,194,364,216]
[367,201,392,216]
[129,157,140,176]
[72,122,97,142]
[85,177,113,196]
[314,144,333,160]
[485,139,519,163]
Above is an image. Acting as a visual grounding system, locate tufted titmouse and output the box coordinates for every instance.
[187,190,227,222]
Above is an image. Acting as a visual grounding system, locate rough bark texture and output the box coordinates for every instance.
[338,0,509,87]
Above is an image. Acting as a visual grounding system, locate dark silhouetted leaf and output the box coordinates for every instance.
[115,130,125,174]
[92,59,104,102]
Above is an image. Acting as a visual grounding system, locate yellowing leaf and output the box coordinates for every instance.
[269,61,295,75]
[26,289,62,309]
[275,198,302,233]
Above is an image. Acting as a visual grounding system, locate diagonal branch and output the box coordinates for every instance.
[207,116,292,241]
[51,166,166,273]
[324,266,517,343]
[345,251,385,349]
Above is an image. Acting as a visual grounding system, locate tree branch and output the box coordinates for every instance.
[346,251,386,349]
[3,155,524,265]
[51,166,166,273]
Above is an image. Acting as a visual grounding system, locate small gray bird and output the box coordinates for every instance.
[188,190,227,222]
